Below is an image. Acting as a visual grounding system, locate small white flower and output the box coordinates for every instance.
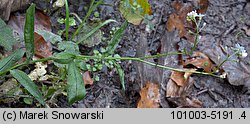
[187,10,198,17]
[235,43,248,58]
[187,10,205,21]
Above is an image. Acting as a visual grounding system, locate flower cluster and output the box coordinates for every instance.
[186,10,205,21]
[234,43,248,58]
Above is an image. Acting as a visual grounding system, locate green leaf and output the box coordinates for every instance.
[67,62,86,104]
[58,41,80,55]
[119,0,152,25]
[114,62,125,90]
[105,21,128,55]
[64,0,70,40]
[0,18,17,51]
[0,49,25,74]
[24,4,36,62]
[36,30,62,44]
[76,19,117,44]
[75,24,103,47]
[10,69,45,105]
[54,52,75,64]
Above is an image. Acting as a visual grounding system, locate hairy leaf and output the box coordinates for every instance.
[105,21,128,55]
[0,18,16,51]
[67,61,86,104]
[0,49,25,74]
[24,4,35,62]
[10,69,45,105]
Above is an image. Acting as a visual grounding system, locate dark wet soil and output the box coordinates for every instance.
[1,0,250,108]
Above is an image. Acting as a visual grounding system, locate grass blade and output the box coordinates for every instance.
[10,69,45,105]
[105,21,128,55]
[67,61,86,104]
[76,19,117,44]
[114,62,125,90]
[0,49,25,74]
[65,0,69,40]
[24,4,35,62]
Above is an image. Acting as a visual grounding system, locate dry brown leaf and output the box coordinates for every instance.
[170,70,193,87]
[166,75,194,98]
[183,52,215,72]
[82,71,94,86]
[34,32,52,58]
[197,0,209,14]
[137,82,160,108]
[166,1,194,42]
[8,10,52,37]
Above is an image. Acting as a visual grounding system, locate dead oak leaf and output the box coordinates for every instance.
[137,82,160,108]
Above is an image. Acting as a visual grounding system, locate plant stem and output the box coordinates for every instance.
[211,51,238,74]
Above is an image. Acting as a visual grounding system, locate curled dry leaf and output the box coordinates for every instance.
[34,32,52,58]
[137,82,160,108]
[82,71,94,86]
[170,70,194,87]
[183,52,215,72]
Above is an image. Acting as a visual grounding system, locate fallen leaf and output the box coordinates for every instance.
[82,71,94,86]
[34,32,52,58]
[119,0,152,25]
[183,52,215,72]
[166,1,194,42]
[166,75,194,98]
[137,82,160,108]
[197,0,209,14]
[8,10,52,40]
[170,70,193,87]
